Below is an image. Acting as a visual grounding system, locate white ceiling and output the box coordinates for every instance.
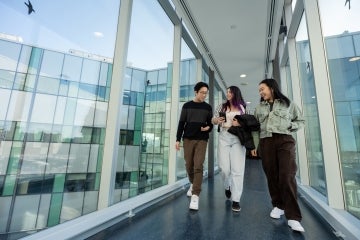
[172,0,286,111]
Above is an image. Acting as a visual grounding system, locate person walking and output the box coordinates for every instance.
[212,86,247,212]
[175,81,213,211]
[251,78,305,232]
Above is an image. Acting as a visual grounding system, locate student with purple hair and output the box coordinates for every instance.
[212,86,247,212]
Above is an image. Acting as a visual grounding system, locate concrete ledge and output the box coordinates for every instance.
[22,178,190,240]
[298,184,360,240]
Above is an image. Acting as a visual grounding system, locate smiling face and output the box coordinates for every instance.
[226,88,234,101]
[258,83,274,102]
[194,86,208,102]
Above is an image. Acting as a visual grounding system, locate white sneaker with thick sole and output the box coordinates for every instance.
[189,195,199,210]
[288,220,305,232]
[187,184,193,197]
[270,207,284,219]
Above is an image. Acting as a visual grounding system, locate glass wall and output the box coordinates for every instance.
[0,0,119,235]
[295,14,327,196]
[175,39,197,180]
[318,0,360,218]
[0,0,224,237]
[114,0,175,202]
[212,81,224,168]
[0,40,111,233]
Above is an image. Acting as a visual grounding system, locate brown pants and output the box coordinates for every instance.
[260,134,302,221]
[183,139,208,196]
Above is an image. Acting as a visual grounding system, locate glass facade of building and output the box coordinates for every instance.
[0,37,210,234]
[0,39,109,232]
[282,0,360,221]
[317,0,360,218]
[296,14,327,196]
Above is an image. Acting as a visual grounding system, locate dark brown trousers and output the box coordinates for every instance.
[183,139,208,196]
[260,134,302,221]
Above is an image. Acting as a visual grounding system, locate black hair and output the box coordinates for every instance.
[194,82,209,92]
[259,78,290,107]
[222,86,246,112]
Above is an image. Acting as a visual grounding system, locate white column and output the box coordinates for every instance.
[303,0,344,209]
[168,22,181,184]
[98,0,133,209]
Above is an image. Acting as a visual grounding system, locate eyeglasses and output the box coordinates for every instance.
[198,91,208,95]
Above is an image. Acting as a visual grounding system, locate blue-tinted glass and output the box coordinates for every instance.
[131,69,146,92]
[81,59,100,85]
[40,51,64,78]
[62,55,82,82]
[0,40,21,71]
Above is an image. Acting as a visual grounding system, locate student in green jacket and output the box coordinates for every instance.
[251,78,305,232]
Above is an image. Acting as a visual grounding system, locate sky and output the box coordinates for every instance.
[0,0,120,58]
[0,0,194,71]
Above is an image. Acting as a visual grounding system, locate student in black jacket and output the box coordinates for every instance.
[175,82,213,211]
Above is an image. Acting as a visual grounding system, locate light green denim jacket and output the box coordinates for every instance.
[253,99,305,139]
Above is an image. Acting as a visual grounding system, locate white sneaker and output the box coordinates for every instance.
[270,207,284,219]
[189,195,199,210]
[187,184,193,197]
[288,220,305,232]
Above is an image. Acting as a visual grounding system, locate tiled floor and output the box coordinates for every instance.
[89,159,340,240]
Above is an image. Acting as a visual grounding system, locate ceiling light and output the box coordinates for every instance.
[240,74,246,78]
[240,82,248,86]
[349,56,360,62]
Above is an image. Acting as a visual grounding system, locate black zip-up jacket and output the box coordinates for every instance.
[227,114,260,150]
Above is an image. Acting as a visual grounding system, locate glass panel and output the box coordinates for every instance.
[80,59,100,85]
[176,39,197,179]
[21,142,49,175]
[37,76,60,95]
[0,197,11,232]
[54,96,67,125]
[296,14,326,195]
[3,175,16,196]
[47,143,70,174]
[53,174,66,193]
[17,45,32,73]
[31,94,57,124]
[0,70,15,89]
[7,141,22,175]
[0,40,21,71]
[60,192,84,223]
[74,99,95,126]
[62,55,82,82]
[94,102,108,127]
[37,194,51,229]
[83,191,98,214]
[6,91,32,122]
[88,145,99,172]
[68,144,90,173]
[10,195,40,231]
[0,89,11,121]
[47,193,63,227]
[40,50,64,78]
[0,141,12,175]
[318,0,360,219]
